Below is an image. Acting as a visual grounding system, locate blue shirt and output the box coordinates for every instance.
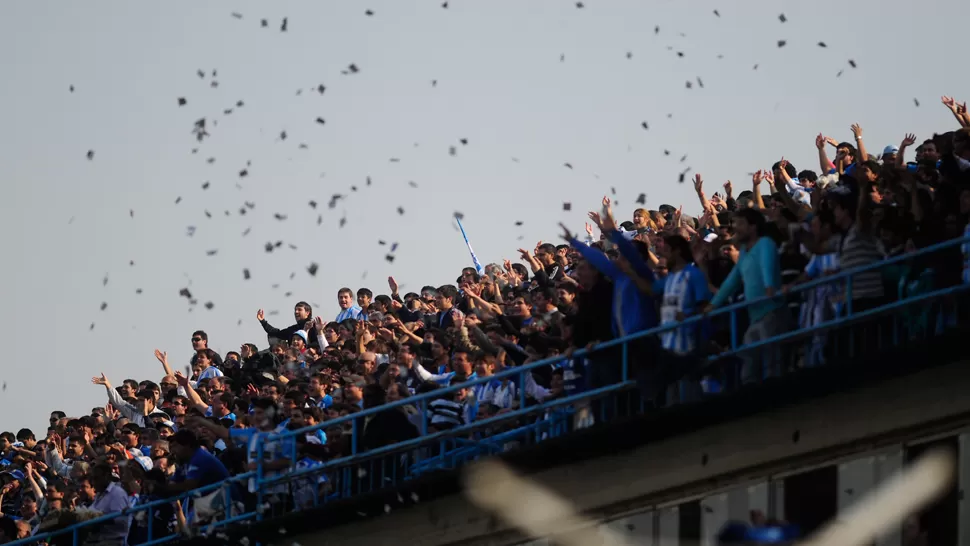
[335,305,364,322]
[569,233,657,338]
[711,237,783,322]
[655,263,712,354]
[176,447,230,487]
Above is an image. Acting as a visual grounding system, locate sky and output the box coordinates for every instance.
[0,0,967,434]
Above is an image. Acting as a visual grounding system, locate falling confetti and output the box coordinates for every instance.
[778,13,787,23]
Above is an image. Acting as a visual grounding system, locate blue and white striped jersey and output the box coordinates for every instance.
[656,264,712,354]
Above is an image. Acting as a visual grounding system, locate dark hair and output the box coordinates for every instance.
[510,263,530,281]
[556,282,577,295]
[16,428,34,442]
[771,160,797,179]
[734,208,767,236]
[194,349,219,364]
[362,384,386,409]
[538,243,557,255]
[169,429,200,449]
[837,142,857,158]
[0,432,14,443]
[295,301,313,317]
[356,288,373,299]
[192,330,208,342]
[797,170,819,183]
[436,284,459,302]
[663,234,693,264]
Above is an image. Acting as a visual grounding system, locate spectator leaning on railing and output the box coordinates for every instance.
[3,96,970,544]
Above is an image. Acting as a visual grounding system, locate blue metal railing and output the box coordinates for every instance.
[12,233,970,545]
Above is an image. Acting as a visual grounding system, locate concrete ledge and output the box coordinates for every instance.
[298,357,970,546]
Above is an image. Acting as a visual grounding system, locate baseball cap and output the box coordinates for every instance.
[883,145,899,155]
[292,330,309,343]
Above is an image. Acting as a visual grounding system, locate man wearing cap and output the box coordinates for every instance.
[882,145,899,165]
[0,469,25,516]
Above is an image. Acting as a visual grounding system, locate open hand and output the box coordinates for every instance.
[256,309,265,321]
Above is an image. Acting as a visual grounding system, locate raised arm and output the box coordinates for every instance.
[942,96,970,128]
[175,371,209,413]
[896,133,917,169]
[816,133,834,173]
[850,124,868,165]
[752,170,766,210]
[153,349,175,377]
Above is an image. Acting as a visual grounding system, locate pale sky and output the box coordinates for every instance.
[0,0,967,434]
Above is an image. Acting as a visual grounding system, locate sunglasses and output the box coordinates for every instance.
[191,337,203,342]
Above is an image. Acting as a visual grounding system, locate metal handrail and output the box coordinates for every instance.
[271,232,970,445]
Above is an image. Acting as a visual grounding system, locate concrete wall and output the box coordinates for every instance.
[292,359,970,546]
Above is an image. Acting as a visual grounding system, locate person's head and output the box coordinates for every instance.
[167,429,200,463]
[509,294,532,317]
[361,384,386,409]
[343,382,363,404]
[290,330,308,351]
[90,462,115,492]
[193,349,218,374]
[396,344,416,366]
[953,129,970,160]
[811,208,836,241]
[356,288,373,309]
[535,243,557,266]
[120,424,141,448]
[858,159,881,183]
[191,330,209,351]
[260,382,281,401]
[831,193,857,228]
[573,259,602,290]
[451,350,472,375]
[211,391,232,415]
[881,145,898,164]
[532,287,558,312]
[661,234,692,267]
[241,343,259,359]
[835,141,857,167]
[474,353,497,377]
[460,267,480,284]
[135,390,156,415]
[16,428,35,448]
[797,170,819,189]
[386,383,409,403]
[20,492,39,519]
[45,480,67,509]
[357,351,377,374]
[66,435,85,459]
[293,301,312,322]
[250,398,278,429]
[771,160,797,182]
[435,285,459,311]
[919,139,940,163]
[555,283,577,307]
[49,411,66,428]
[731,208,766,245]
[337,287,355,310]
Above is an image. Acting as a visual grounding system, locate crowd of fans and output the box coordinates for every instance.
[2,97,970,544]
